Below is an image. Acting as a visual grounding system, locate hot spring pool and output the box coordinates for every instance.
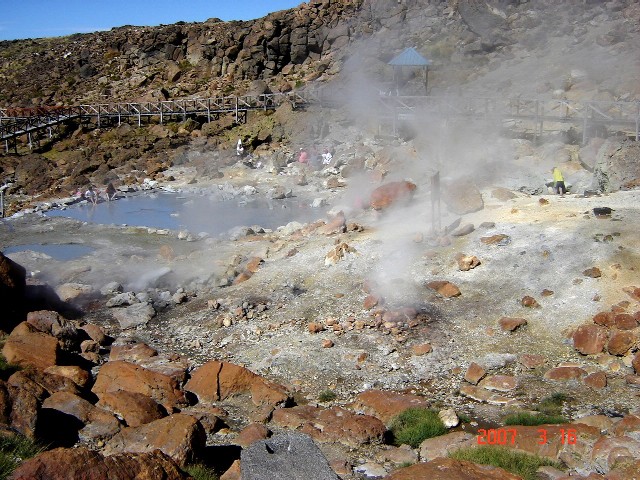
[44,191,321,235]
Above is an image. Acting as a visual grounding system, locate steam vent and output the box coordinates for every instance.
[1,0,640,479]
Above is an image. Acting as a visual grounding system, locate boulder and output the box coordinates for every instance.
[104,414,205,466]
[40,391,121,445]
[97,390,166,427]
[351,389,429,424]
[241,433,339,480]
[111,302,156,329]
[385,457,521,480]
[607,331,636,356]
[271,405,386,447]
[419,431,475,462]
[442,179,484,215]
[572,324,608,355]
[464,363,486,385]
[2,321,59,370]
[426,281,461,298]
[10,447,190,480]
[544,366,588,381]
[0,251,26,326]
[43,366,91,388]
[369,181,416,210]
[92,360,187,412]
[498,317,527,332]
[235,422,271,448]
[592,138,640,192]
[456,254,481,271]
[26,310,80,351]
[184,360,290,407]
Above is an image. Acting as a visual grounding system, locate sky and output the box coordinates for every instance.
[0,0,305,41]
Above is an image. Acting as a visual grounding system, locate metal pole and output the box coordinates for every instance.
[235,96,239,123]
[0,190,3,218]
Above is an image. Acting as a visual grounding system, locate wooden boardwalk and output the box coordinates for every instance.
[0,92,312,152]
[1,91,638,152]
[377,95,640,142]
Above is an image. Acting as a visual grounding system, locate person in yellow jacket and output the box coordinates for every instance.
[551,166,566,195]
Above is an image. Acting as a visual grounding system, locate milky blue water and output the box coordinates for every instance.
[3,243,94,261]
[44,191,320,235]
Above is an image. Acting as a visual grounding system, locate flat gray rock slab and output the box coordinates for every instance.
[241,432,339,480]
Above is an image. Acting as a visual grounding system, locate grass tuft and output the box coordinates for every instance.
[450,445,562,480]
[503,412,567,426]
[318,390,337,402]
[0,433,45,479]
[184,464,219,480]
[390,408,447,448]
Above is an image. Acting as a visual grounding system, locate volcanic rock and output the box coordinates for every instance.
[369,181,416,210]
[97,390,166,427]
[0,251,26,326]
[386,457,521,480]
[442,179,484,215]
[241,432,339,480]
[2,321,59,370]
[572,324,608,355]
[103,413,205,466]
[184,360,290,407]
[464,362,486,385]
[419,431,475,462]
[9,447,190,480]
[426,281,461,298]
[607,330,636,356]
[351,389,429,424]
[498,317,527,331]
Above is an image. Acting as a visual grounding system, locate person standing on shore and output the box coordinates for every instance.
[551,166,566,195]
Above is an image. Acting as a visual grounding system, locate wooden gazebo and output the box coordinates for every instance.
[388,47,432,95]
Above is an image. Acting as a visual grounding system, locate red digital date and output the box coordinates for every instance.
[476,428,517,445]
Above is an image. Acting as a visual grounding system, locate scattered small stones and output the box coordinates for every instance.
[521,296,539,308]
[498,317,527,332]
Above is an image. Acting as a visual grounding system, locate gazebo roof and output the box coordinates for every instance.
[388,47,431,67]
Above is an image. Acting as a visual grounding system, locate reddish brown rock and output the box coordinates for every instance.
[426,281,461,298]
[614,313,638,330]
[478,375,517,392]
[607,331,636,356]
[521,296,539,308]
[184,360,290,407]
[633,352,640,374]
[385,457,521,480]
[498,317,527,332]
[79,323,109,345]
[2,321,59,370]
[623,286,640,301]
[324,242,356,265]
[321,339,334,348]
[611,414,640,439]
[319,211,347,235]
[583,267,602,278]
[544,366,588,381]
[104,414,205,466]
[464,363,486,385]
[308,322,324,333]
[92,360,187,412]
[363,294,382,310]
[7,369,82,438]
[9,447,190,480]
[44,366,91,388]
[411,343,432,356]
[419,431,476,462]
[220,460,242,480]
[573,324,609,355]
[583,371,607,389]
[245,257,264,273]
[480,234,510,245]
[351,390,429,424]
[369,181,416,210]
[41,391,121,443]
[232,271,252,284]
[518,354,545,369]
[272,405,386,447]
[98,390,166,427]
[0,380,10,425]
[235,422,270,448]
[593,311,616,327]
[456,254,481,271]
[109,342,158,362]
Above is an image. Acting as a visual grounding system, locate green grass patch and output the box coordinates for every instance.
[318,390,337,402]
[536,393,568,416]
[450,446,562,480]
[504,412,567,426]
[184,464,219,480]
[390,408,447,448]
[0,354,20,381]
[0,433,45,479]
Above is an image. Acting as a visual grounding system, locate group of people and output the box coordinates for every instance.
[297,147,333,168]
[74,182,118,205]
